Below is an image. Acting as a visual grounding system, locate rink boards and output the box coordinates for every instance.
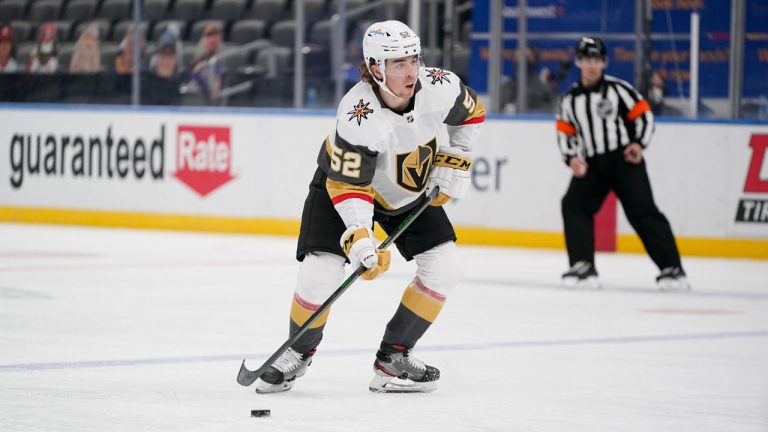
[0,104,766,259]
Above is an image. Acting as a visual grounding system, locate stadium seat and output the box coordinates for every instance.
[208,0,246,20]
[97,0,131,20]
[269,19,295,48]
[57,42,75,71]
[28,0,63,22]
[10,21,33,42]
[303,0,327,24]
[251,44,292,106]
[181,44,196,68]
[17,41,38,66]
[308,18,332,46]
[229,19,266,44]
[112,19,148,42]
[170,0,205,20]
[0,0,27,21]
[220,47,249,71]
[230,38,270,74]
[255,45,291,77]
[100,41,120,68]
[249,0,286,25]
[62,0,98,21]
[142,0,169,20]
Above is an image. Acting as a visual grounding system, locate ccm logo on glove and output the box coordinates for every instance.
[426,152,473,206]
[434,153,472,171]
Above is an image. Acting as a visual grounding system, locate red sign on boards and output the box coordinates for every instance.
[735,134,768,224]
[174,125,234,197]
[744,134,768,194]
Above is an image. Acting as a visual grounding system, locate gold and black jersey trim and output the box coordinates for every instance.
[443,83,486,126]
[316,133,378,186]
[326,178,374,205]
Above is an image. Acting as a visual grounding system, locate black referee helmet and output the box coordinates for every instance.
[576,37,607,59]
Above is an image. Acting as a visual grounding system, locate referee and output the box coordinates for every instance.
[555,36,688,290]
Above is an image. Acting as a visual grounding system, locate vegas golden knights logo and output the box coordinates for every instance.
[395,138,437,192]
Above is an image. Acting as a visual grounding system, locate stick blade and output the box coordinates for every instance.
[237,359,261,387]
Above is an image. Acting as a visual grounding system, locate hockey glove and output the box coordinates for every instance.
[340,225,391,280]
[425,151,472,206]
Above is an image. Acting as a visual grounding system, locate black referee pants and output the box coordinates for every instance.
[561,149,682,270]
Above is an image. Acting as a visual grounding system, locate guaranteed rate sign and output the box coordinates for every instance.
[0,108,307,221]
[173,125,235,197]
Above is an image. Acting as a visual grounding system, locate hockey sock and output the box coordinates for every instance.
[289,292,330,354]
[381,276,447,349]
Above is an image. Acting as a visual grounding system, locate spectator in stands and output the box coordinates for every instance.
[187,23,225,103]
[193,23,224,65]
[529,55,573,113]
[648,71,666,115]
[28,41,58,73]
[28,23,58,74]
[70,23,102,73]
[150,29,180,78]
[0,24,19,73]
[499,47,575,113]
[527,67,558,112]
[115,27,145,74]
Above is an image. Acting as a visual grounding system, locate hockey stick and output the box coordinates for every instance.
[236,187,440,387]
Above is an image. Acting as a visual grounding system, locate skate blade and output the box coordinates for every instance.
[254,378,294,394]
[368,373,438,393]
[562,275,601,290]
[658,277,691,292]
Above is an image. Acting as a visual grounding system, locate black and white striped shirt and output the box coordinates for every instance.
[556,74,654,163]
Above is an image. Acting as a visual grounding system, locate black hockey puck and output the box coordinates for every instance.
[251,409,271,418]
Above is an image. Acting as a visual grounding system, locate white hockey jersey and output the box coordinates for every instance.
[316,67,485,226]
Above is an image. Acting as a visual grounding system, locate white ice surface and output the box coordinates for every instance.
[1,223,767,432]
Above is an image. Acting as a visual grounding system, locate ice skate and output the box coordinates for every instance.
[656,266,690,291]
[561,261,601,289]
[369,346,440,393]
[254,348,314,394]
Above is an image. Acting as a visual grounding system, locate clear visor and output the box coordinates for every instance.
[383,54,424,77]
[577,56,606,65]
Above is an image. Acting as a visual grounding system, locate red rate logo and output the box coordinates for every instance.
[744,134,768,193]
[174,125,234,197]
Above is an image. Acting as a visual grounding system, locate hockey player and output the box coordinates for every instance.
[253,20,484,394]
[556,36,688,290]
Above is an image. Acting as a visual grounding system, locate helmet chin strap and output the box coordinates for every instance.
[373,72,402,100]
[368,62,404,100]
[379,82,402,100]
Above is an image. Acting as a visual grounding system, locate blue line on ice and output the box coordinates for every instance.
[2,330,767,372]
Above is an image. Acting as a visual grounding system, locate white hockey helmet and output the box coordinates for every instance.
[362,20,421,96]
